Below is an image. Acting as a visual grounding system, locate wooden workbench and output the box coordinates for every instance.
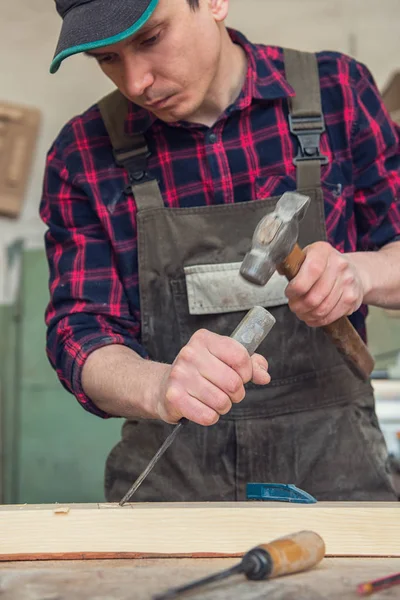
[1,557,399,599]
[1,503,399,598]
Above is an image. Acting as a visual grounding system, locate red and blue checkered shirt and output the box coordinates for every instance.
[40,29,400,417]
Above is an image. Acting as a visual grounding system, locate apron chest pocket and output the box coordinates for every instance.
[184,262,289,315]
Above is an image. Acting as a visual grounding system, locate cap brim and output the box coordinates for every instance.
[50,0,158,74]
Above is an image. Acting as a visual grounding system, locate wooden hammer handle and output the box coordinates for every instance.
[277,244,375,380]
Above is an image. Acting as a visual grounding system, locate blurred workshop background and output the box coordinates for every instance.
[0,0,399,505]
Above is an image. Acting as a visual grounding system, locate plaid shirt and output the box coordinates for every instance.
[40,29,400,417]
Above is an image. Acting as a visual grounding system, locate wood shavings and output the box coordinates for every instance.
[53,507,70,516]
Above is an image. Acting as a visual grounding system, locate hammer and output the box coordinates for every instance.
[240,192,375,380]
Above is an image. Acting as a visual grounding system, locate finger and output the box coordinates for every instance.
[185,371,233,415]
[302,276,343,323]
[205,333,253,383]
[307,284,362,327]
[286,242,330,300]
[178,338,247,404]
[250,354,271,385]
[164,383,220,426]
[291,259,343,320]
[303,289,345,327]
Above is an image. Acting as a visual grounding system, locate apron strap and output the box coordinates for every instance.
[283,49,328,189]
[98,90,164,211]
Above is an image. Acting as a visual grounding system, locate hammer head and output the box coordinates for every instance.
[240,192,311,286]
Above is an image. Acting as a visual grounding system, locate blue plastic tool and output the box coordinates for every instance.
[246,483,317,504]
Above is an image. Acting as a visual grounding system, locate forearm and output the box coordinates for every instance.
[346,241,400,309]
[81,344,170,419]
[80,333,271,426]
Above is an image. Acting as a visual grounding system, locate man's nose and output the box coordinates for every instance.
[122,55,154,98]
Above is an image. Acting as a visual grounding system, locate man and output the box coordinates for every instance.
[41,0,400,503]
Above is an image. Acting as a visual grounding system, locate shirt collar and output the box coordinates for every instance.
[230,29,295,104]
[125,28,295,136]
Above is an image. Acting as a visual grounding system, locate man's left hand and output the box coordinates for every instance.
[285,241,368,327]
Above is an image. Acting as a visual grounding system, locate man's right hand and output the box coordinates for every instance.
[156,329,271,426]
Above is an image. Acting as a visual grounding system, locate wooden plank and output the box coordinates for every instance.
[0,502,399,560]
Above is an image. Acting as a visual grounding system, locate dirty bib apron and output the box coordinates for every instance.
[99,50,397,502]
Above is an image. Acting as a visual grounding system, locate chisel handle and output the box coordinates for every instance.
[277,243,375,380]
[249,530,325,579]
[230,305,276,355]
[177,305,276,429]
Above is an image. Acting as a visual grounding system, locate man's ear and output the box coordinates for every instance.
[209,0,229,22]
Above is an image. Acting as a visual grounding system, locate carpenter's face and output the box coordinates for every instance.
[86,0,229,122]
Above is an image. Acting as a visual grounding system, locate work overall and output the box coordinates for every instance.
[98,50,397,502]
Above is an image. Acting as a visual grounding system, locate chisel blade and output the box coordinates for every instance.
[119,419,187,506]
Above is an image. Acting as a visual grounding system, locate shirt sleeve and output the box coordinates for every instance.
[350,60,400,250]
[40,131,148,419]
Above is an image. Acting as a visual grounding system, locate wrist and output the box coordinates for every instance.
[81,345,171,420]
[142,360,171,420]
[344,251,373,303]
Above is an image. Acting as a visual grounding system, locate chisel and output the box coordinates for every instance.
[154,530,326,599]
[119,305,276,505]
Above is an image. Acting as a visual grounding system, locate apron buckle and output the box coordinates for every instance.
[289,114,329,165]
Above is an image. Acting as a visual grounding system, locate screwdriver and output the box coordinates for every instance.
[153,530,326,600]
[119,305,276,505]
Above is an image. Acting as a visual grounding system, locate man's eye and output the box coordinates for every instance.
[98,55,116,65]
[141,33,160,47]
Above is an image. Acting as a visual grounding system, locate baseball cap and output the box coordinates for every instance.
[51,0,159,74]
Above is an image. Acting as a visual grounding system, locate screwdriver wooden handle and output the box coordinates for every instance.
[277,243,375,380]
[154,531,326,599]
[259,530,325,578]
